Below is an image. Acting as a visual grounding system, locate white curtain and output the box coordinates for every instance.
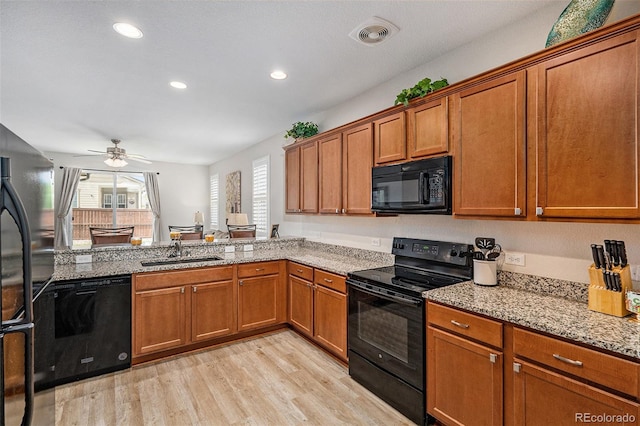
[144,172,161,242]
[54,167,81,249]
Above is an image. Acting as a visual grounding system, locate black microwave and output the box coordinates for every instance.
[371,156,452,214]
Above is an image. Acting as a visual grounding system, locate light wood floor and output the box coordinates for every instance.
[54,330,414,425]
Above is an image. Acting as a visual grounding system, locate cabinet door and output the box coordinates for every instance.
[191,280,235,342]
[374,111,406,165]
[300,142,318,213]
[238,275,279,331]
[343,123,373,214]
[288,275,313,336]
[285,146,301,213]
[318,134,343,214]
[513,360,639,426]
[453,71,527,218]
[427,327,503,426]
[534,31,640,219]
[314,285,347,361]
[134,286,187,356]
[407,97,448,159]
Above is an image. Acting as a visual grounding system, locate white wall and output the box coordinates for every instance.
[211,3,640,284]
[47,151,209,242]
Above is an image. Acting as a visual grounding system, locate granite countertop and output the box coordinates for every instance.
[53,243,393,281]
[424,281,640,360]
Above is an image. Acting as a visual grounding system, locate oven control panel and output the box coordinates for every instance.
[392,237,473,266]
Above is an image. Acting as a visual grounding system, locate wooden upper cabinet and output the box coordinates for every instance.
[318,134,343,214]
[374,111,406,165]
[406,97,449,159]
[453,71,527,218]
[300,141,318,213]
[284,146,301,213]
[533,31,640,219]
[343,123,373,214]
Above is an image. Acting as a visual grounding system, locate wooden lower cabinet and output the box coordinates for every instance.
[237,261,287,332]
[134,286,188,355]
[313,284,347,360]
[191,280,235,341]
[427,325,503,426]
[513,360,639,426]
[288,274,314,336]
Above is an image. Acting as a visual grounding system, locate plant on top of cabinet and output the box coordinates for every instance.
[284,121,319,141]
[394,77,449,106]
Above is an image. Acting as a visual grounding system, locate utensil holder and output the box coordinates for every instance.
[587,264,632,317]
[473,259,497,286]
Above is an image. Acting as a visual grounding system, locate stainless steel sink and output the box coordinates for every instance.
[141,255,223,267]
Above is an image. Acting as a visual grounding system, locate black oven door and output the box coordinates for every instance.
[347,280,424,390]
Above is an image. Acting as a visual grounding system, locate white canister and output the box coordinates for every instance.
[473,259,497,286]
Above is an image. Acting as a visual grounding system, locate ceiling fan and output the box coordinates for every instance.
[78,139,152,167]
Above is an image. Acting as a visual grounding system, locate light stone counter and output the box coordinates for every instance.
[424,273,640,360]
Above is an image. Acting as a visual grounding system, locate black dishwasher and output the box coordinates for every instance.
[35,275,131,389]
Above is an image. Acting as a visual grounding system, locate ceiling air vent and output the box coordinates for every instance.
[349,17,399,46]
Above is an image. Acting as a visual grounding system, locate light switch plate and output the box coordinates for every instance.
[75,254,92,264]
[243,244,254,252]
[225,245,235,253]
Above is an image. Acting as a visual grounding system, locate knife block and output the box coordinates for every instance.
[587,264,632,317]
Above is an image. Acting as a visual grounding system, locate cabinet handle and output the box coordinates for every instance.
[342,209,346,214]
[255,268,265,272]
[335,208,339,214]
[513,362,522,373]
[450,319,469,329]
[514,207,522,215]
[296,269,304,273]
[239,280,244,286]
[536,206,544,216]
[323,278,333,283]
[489,353,497,364]
[193,287,197,293]
[181,287,185,294]
[552,353,583,367]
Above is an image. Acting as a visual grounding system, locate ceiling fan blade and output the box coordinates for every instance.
[72,153,106,158]
[127,153,149,159]
[88,149,107,154]
[128,157,152,164]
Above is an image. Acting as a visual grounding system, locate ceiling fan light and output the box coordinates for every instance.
[113,22,143,39]
[104,157,128,168]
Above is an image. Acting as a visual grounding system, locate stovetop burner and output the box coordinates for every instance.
[347,237,474,297]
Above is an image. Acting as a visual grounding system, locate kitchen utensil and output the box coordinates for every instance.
[613,273,622,292]
[591,244,601,268]
[617,241,627,267]
[610,239,620,266]
[596,245,606,271]
[475,237,495,260]
[602,270,611,290]
[473,251,485,261]
[486,251,501,261]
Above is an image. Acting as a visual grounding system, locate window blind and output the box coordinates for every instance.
[252,156,269,238]
[210,173,219,230]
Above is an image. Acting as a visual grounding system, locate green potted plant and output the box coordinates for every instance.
[284,121,319,141]
[394,77,449,106]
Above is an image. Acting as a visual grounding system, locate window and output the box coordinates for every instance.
[210,173,219,230]
[71,171,153,248]
[252,156,269,238]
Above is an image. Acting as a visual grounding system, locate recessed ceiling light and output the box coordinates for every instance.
[270,70,287,80]
[169,81,187,89]
[113,22,143,39]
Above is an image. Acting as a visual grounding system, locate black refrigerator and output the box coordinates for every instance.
[0,124,55,425]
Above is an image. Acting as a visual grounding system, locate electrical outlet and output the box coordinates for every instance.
[75,254,92,264]
[371,238,381,247]
[224,245,235,253]
[504,252,526,267]
[631,265,640,282]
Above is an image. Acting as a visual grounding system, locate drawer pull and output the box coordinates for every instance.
[239,280,244,286]
[553,353,583,367]
[181,287,185,294]
[255,268,265,272]
[193,287,197,293]
[324,278,333,283]
[296,269,304,273]
[450,320,469,329]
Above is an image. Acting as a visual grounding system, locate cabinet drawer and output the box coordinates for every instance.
[289,262,313,281]
[427,302,503,348]
[514,328,639,398]
[314,269,346,293]
[237,261,280,278]
[134,266,233,291]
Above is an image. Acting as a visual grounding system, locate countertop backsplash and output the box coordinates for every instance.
[498,270,589,303]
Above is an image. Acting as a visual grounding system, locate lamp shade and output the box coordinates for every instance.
[227,213,249,225]
[194,211,204,225]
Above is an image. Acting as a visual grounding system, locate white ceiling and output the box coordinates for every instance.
[1,1,559,165]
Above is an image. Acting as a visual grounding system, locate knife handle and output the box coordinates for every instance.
[604,239,612,261]
[613,272,622,292]
[617,241,627,267]
[591,244,600,268]
[602,270,611,290]
[596,245,606,271]
[610,240,620,267]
